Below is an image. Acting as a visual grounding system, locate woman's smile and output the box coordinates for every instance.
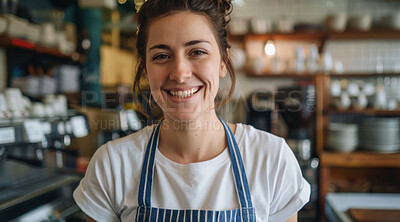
[162,86,202,104]
[167,86,201,98]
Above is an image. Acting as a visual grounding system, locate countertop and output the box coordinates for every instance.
[325,193,400,222]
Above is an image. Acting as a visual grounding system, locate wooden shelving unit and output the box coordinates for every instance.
[0,35,80,104]
[241,32,326,41]
[321,151,400,168]
[230,29,400,41]
[328,29,400,40]
[0,35,74,59]
[329,73,400,78]
[317,71,400,217]
[245,72,318,79]
[328,108,400,115]
[239,30,400,219]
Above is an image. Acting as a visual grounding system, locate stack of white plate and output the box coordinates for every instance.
[359,118,400,153]
[328,123,359,152]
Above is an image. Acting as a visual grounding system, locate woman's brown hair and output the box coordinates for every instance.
[133,0,235,118]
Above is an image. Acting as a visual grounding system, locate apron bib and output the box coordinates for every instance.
[135,117,256,221]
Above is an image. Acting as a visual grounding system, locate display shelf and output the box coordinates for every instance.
[229,29,400,42]
[329,72,400,78]
[321,151,400,168]
[241,31,325,41]
[0,112,89,146]
[327,108,400,115]
[235,31,400,219]
[246,72,400,79]
[0,110,80,127]
[0,35,73,59]
[328,29,400,40]
[245,72,318,78]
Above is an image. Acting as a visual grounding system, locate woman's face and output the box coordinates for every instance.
[145,12,226,122]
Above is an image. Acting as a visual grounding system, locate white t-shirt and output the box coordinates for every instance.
[73,123,310,222]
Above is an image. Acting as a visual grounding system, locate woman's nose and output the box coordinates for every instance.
[169,57,192,83]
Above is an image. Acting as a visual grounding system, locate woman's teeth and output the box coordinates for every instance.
[169,88,199,98]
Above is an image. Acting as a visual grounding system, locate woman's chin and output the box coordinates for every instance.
[164,111,198,123]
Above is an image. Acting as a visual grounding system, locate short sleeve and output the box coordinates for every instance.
[268,138,311,222]
[73,144,120,222]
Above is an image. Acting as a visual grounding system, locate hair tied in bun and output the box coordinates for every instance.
[134,0,147,13]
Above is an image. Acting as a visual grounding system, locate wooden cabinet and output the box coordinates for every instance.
[233,30,400,220]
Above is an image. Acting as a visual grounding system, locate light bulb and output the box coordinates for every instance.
[264,40,276,56]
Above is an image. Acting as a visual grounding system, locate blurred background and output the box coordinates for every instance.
[0,0,400,221]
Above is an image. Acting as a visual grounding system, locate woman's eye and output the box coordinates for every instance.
[190,50,207,56]
[152,54,170,61]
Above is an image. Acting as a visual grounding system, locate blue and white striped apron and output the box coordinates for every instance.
[136,117,256,221]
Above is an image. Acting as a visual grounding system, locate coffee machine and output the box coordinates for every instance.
[275,85,319,221]
[246,90,274,132]
[275,85,316,159]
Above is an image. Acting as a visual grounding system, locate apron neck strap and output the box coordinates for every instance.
[138,118,253,208]
[218,116,254,209]
[138,121,162,206]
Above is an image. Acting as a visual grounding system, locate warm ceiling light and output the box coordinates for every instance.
[118,0,127,4]
[264,40,275,56]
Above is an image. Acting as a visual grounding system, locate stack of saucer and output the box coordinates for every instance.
[359,118,400,153]
[328,122,359,152]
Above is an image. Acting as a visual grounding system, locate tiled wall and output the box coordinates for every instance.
[232,0,400,23]
[325,40,400,73]
[231,0,400,79]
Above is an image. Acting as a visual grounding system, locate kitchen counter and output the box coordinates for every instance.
[0,159,82,221]
[325,193,400,222]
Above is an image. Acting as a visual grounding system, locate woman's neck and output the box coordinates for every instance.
[158,112,233,164]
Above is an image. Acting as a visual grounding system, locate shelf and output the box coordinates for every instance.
[230,31,325,41]
[320,151,400,168]
[230,29,400,42]
[245,72,318,78]
[328,29,400,40]
[329,73,400,78]
[0,112,89,146]
[0,35,74,59]
[0,110,80,127]
[328,108,400,115]
[246,72,400,79]
[245,32,325,41]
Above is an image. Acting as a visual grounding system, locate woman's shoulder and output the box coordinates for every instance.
[235,123,293,165]
[91,125,155,164]
[235,123,285,150]
[106,125,155,151]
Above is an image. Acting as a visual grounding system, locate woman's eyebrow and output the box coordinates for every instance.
[148,40,211,52]
[184,40,211,47]
[148,44,170,51]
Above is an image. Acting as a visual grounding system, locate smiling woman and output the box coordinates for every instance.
[145,12,227,122]
[73,1,310,221]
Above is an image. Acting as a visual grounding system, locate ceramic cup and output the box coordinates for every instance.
[325,13,348,32]
[348,14,372,31]
[229,18,248,35]
[250,18,272,34]
[31,102,46,117]
[249,57,266,75]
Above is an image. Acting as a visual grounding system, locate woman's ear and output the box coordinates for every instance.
[219,49,230,78]
[219,60,227,78]
[140,59,149,82]
[145,72,149,83]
